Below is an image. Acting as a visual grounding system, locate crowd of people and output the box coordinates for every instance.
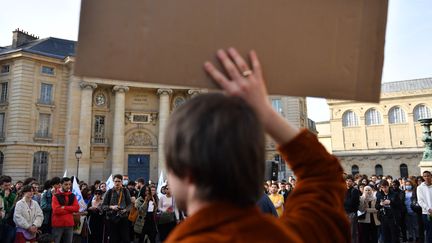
[344,172,432,243]
[0,174,181,243]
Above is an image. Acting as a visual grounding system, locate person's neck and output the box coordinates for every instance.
[24,196,32,203]
[425,181,431,186]
[187,198,211,216]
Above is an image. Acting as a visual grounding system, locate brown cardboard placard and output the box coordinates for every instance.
[75,0,388,102]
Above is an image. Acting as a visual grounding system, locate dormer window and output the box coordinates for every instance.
[41,66,55,75]
[1,65,9,74]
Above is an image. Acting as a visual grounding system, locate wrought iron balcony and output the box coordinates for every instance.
[34,131,52,139]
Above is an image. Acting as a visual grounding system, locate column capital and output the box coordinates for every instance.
[79,81,97,90]
[157,88,173,96]
[187,88,207,97]
[113,85,130,93]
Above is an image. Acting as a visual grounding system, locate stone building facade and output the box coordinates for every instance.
[321,78,432,178]
[0,30,308,183]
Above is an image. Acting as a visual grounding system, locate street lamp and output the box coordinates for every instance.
[75,146,82,179]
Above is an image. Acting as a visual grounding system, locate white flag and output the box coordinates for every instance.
[72,177,87,212]
[106,174,114,190]
[156,170,165,198]
[63,170,67,177]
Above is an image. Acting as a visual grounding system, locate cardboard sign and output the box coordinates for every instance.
[75,0,388,102]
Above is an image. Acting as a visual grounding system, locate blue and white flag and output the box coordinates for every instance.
[72,177,87,212]
[106,174,114,190]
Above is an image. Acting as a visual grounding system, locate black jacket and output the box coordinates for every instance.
[375,190,402,218]
[344,187,360,214]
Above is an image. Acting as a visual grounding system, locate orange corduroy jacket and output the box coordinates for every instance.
[166,130,350,243]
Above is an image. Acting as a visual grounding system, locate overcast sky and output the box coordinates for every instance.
[1,0,431,122]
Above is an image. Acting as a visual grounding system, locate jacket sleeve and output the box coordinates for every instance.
[13,201,31,229]
[64,195,80,213]
[277,129,350,242]
[33,201,44,227]
[102,189,112,211]
[417,186,430,212]
[40,191,51,212]
[124,189,132,210]
[0,197,4,219]
[52,194,70,215]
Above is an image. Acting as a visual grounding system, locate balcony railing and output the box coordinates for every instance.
[92,137,108,145]
[37,98,54,106]
[34,131,52,139]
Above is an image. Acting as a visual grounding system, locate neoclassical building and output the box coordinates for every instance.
[0,29,309,183]
[319,78,432,178]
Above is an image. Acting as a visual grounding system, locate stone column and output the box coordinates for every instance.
[112,85,129,175]
[77,81,97,182]
[157,89,173,174]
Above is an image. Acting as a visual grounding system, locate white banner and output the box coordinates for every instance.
[156,170,165,198]
[72,177,87,212]
[106,174,114,190]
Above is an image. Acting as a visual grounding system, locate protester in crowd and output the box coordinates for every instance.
[13,185,43,243]
[345,174,361,243]
[135,178,145,193]
[269,182,284,217]
[358,185,380,243]
[391,179,407,242]
[0,175,17,243]
[256,191,278,217]
[134,185,158,243]
[376,180,401,243]
[30,181,41,205]
[158,184,177,241]
[370,175,378,185]
[278,182,290,202]
[358,183,366,194]
[404,180,420,242]
[12,181,23,194]
[87,189,104,243]
[418,171,432,243]
[102,174,131,243]
[263,183,269,195]
[40,177,60,234]
[51,177,79,243]
[79,182,88,191]
[127,180,138,199]
[162,49,349,242]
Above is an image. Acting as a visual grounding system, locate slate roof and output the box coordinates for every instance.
[0,37,76,59]
[382,78,432,93]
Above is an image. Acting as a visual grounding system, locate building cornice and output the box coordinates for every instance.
[0,51,66,64]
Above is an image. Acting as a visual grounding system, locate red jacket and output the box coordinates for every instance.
[51,190,79,227]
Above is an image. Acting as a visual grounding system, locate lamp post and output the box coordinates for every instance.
[75,146,82,179]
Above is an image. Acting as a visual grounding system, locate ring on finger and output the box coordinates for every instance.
[242,70,253,77]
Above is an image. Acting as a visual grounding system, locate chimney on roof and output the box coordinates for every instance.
[12,28,39,48]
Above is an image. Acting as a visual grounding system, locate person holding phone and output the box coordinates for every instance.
[134,185,158,243]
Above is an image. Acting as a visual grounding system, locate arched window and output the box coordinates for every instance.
[365,108,382,125]
[342,110,359,127]
[351,165,359,175]
[33,151,48,183]
[375,164,383,176]
[0,151,4,175]
[414,104,432,121]
[400,164,408,178]
[388,106,406,124]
